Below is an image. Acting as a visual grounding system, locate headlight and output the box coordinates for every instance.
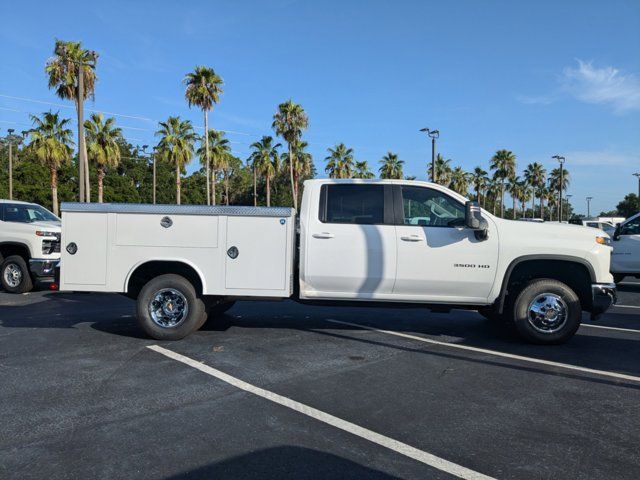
[596,236,611,246]
[36,230,57,237]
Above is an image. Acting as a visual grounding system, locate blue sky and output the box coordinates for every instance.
[1,0,639,214]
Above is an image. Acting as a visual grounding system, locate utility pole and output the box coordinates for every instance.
[152,146,158,204]
[633,173,640,209]
[586,196,593,218]
[552,155,565,223]
[420,128,439,183]
[565,194,572,222]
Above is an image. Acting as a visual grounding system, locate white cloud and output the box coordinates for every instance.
[561,60,640,113]
[518,60,640,114]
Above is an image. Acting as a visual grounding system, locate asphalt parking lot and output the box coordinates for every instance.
[1,282,639,480]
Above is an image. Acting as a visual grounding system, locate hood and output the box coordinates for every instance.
[29,220,62,231]
[493,217,609,239]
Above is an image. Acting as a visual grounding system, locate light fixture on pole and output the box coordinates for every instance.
[586,196,593,218]
[552,155,566,223]
[420,128,439,183]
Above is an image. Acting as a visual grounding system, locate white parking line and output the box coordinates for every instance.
[613,304,640,310]
[581,324,640,334]
[147,345,496,480]
[326,319,640,384]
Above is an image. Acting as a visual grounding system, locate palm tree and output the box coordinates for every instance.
[379,152,404,179]
[197,129,230,205]
[272,100,308,209]
[431,154,452,186]
[470,167,488,205]
[549,166,570,219]
[354,161,374,179]
[490,149,517,218]
[282,139,313,204]
[325,143,354,179]
[184,66,223,205]
[518,179,531,218]
[45,39,98,201]
[486,180,501,216]
[156,117,196,205]
[26,111,73,215]
[84,113,122,203]
[524,162,546,218]
[449,166,470,195]
[507,176,522,219]
[249,136,281,206]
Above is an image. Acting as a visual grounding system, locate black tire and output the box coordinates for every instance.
[613,274,625,284]
[1,255,33,294]
[511,278,581,344]
[206,299,236,318]
[136,274,207,341]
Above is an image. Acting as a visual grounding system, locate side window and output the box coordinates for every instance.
[322,184,385,224]
[620,219,640,236]
[401,186,465,227]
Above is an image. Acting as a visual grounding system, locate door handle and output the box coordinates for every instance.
[313,232,335,239]
[400,235,423,242]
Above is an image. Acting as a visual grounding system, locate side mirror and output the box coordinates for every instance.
[465,201,488,240]
[613,225,621,241]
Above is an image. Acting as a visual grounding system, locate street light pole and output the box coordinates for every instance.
[633,173,640,209]
[552,155,565,223]
[420,128,439,183]
[2,129,24,200]
[152,146,157,205]
[586,196,593,218]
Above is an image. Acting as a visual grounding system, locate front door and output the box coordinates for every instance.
[612,216,640,274]
[302,184,397,298]
[393,185,499,303]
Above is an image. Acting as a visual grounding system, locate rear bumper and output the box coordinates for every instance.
[591,283,617,319]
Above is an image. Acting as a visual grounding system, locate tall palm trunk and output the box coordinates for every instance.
[540,196,545,220]
[253,167,257,206]
[266,176,271,207]
[288,143,296,210]
[50,165,59,216]
[211,170,216,206]
[512,196,516,219]
[204,111,211,205]
[476,188,480,204]
[224,172,229,206]
[500,180,505,218]
[176,167,181,205]
[97,165,105,203]
[530,189,535,218]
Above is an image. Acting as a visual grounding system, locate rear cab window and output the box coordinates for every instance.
[319,184,386,225]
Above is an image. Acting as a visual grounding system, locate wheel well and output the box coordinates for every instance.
[0,243,31,263]
[126,261,204,299]
[499,259,592,312]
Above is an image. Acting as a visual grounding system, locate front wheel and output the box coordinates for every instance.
[1,255,33,294]
[511,278,581,344]
[136,274,207,340]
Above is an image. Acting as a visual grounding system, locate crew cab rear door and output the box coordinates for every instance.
[302,184,397,298]
[392,185,499,303]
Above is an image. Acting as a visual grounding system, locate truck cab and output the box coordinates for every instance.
[0,200,61,293]
[611,212,640,283]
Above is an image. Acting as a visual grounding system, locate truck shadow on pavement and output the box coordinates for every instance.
[1,293,639,387]
[165,446,401,480]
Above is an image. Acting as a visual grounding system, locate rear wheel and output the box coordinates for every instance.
[1,255,33,294]
[511,278,581,344]
[136,274,207,340]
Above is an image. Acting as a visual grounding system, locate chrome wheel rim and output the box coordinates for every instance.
[4,263,23,288]
[527,293,568,334]
[149,288,189,328]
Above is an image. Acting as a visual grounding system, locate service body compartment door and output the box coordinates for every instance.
[61,212,108,287]
[225,216,291,292]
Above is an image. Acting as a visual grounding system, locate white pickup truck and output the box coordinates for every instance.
[0,200,61,293]
[59,179,616,344]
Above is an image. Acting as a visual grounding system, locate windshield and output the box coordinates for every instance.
[3,204,60,223]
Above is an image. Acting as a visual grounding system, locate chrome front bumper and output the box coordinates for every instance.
[591,283,617,319]
[29,258,57,278]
